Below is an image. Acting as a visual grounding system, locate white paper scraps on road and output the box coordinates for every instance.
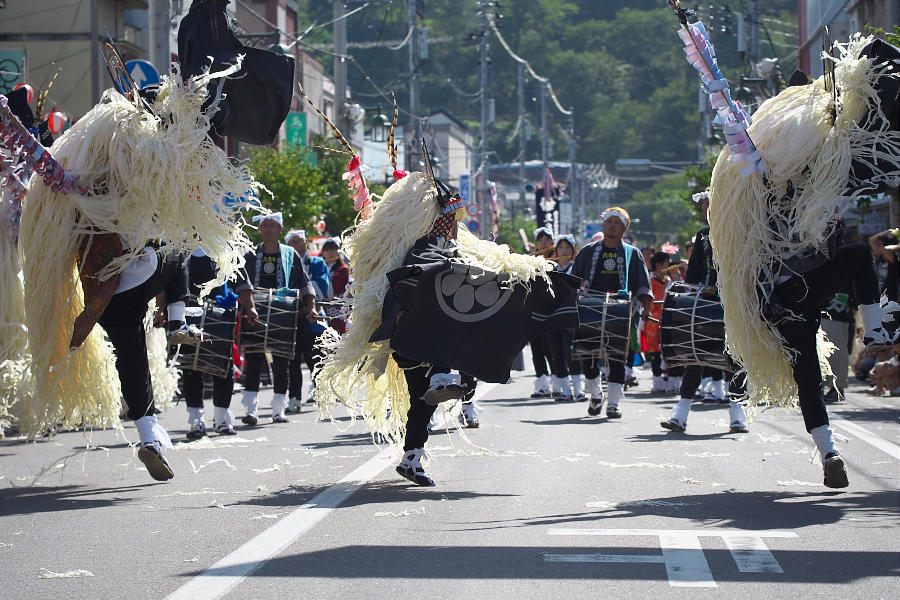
[547,529,798,588]
[776,480,821,487]
[164,446,396,600]
[171,436,269,451]
[155,488,253,499]
[681,477,703,484]
[188,458,237,474]
[184,557,199,563]
[38,568,94,579]
[250,513,282,521]
[250,464,281,474]
[597,461,686,469]
[684,452,731,458]
[831,417,900,461]
[374,507,426,517]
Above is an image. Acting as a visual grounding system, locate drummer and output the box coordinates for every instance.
[572,207,652,419]
[240,213,317,425]
[527,227,556,398]
[182,248,259,439]
[660,191,749,434]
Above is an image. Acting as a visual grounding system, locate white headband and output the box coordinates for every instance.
[533,226,553,240]
[691,191,710,204]
[323,236,342,249]
[601,209,629,227]
[251,212,283,227]
[555,234,575,249]
[284,229,306,243]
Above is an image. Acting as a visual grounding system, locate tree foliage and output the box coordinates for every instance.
[286,1,799,233]
[247,139,375,240]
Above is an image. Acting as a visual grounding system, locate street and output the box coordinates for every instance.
[1,362,898,599]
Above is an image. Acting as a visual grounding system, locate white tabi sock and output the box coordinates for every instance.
[670,396,692,425]
[712,379,727,400]
[186,406,204,427]
[584,376,602,397]
[214,406,234,426]
[271,393,288,417]
[810,424,838,460]
[607,382,625,408]
[135,414,158,446]
[729,401,748,427]
[571,374,584,397]
[242,390,259,417]
[135,414,171,448]
[167,301,186,323]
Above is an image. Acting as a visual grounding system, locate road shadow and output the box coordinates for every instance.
[0,484,148,516]
[485,398,561,407]
[521,417,607,426]
[182,544,899,584]
[626,431,735,442]
[305,432,378,449]
[225,480,518,510]
[444,489,899,532]
[831,406,900,425]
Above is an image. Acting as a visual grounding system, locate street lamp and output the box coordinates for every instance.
[370,105,389,143]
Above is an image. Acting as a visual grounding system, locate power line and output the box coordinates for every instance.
[489,21,572,116]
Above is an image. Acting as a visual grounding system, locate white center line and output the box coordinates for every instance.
[165,381,498,600]
[831,417,900,461]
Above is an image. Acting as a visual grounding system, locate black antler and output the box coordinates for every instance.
[387,92,399,171]
[297,83,354,154]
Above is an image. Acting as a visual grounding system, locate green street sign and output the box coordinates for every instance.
[285,111,307,148]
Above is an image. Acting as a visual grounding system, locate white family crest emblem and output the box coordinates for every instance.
[434,263,513,323]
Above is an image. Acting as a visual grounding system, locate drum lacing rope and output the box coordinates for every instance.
[263,288,272,353]
[191,303,207,372]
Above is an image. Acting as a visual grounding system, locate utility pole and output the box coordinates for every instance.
[517,62,526,220]
[749,0,760,75]
[406,0,421,171]
[90,0,99,104]
[539,81,548,166]
[478,1,491,239]
[333,0,348,135]
[148,0,170,76]
[567,113,577,241]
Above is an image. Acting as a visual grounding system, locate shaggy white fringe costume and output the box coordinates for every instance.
[17,69,260,438]
[0,218,26,430]
[313,172,552,445]
[709,36,900,411]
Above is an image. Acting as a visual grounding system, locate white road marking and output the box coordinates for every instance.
[658,532,716,587]
[547,529,797,587]
[830,417,900,461]
[722,534,784,573]
[544,554,666,564]
[165,447,395,600]
[166,382,498,600]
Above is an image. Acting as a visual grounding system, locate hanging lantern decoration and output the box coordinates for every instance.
[314,219,326,234]
[47,110,67,134]
[13,82,34,104]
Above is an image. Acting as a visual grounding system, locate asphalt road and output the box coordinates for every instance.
[1,362,898,599]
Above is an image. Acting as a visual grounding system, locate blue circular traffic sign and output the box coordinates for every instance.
[125,60,160,89]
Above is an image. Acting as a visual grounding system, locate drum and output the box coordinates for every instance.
[572,290,633,363]
[240,288,300,358]
[659,282,729,370]
[173,300,237,379]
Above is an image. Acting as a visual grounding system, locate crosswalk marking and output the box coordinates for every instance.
[547,528,798,587]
